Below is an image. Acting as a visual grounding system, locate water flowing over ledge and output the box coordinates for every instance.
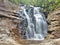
[0,0,60,45]
[17,5,48,40]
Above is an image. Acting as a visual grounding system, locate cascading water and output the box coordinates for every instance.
[18,5,48,40]
[33,7,47,40]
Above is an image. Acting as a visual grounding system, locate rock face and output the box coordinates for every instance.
[0,9,21,45]
[47,9,60,39]
[0,0,18,10]
[0,0,21,45]
[0,0,60,45]
[0,18,18,44]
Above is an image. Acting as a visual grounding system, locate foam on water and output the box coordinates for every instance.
[18,5,48,40]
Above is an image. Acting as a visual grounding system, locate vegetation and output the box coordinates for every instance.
[10,0,60,13]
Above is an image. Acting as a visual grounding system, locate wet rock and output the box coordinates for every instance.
[0,0,60,45]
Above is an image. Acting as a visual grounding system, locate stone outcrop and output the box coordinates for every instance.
[0,8,21,45]
[0,0,18,10]
[47,9,60,39]
[0,0,21,45]
[0,0,60,45]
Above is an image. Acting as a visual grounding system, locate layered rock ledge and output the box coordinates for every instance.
[0,0,60,45]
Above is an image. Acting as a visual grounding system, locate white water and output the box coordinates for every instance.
[33,7,47,40]
[18,6,47,40]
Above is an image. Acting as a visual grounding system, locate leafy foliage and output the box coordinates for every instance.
[10,0,60,12]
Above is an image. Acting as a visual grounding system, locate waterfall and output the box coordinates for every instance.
[33,7,47,40]
[18,5,48,40]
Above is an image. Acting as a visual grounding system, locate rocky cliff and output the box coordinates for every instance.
[0,0,60,45]
[47,9,60,39]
